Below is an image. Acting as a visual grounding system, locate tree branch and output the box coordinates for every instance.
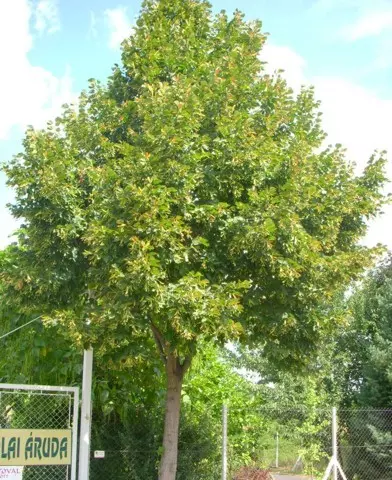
[151,322,167,365]
[181,355,193,374]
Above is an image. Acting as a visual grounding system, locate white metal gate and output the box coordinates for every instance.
[0,383,79,480]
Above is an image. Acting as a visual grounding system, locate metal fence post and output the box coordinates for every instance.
[332,407,338,480]
[79,348,94,480]
[222,404,228,480]
[275,431,279,469]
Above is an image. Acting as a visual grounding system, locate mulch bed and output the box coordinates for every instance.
[234,466,273,480]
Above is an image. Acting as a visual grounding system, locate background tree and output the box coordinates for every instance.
[326,256,392,479]
[1,0,388,478]
[340,256,392,407]
[226,296,350,475]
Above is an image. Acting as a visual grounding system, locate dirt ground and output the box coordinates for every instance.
[272,475,312,480]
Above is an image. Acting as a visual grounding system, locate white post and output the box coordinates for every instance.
[332,407,338,480]
[323,407,347,480]
[222,404,228,480]
[275,431,279,469]
[78,348,94,480]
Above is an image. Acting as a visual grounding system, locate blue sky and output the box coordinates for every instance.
[1,0,391,248]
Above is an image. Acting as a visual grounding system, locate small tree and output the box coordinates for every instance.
[1,1,388,478]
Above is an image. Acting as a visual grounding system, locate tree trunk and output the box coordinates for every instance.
[158,353,185,480]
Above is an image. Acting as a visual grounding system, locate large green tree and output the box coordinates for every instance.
[339,256,392,407]
[1,0,388,478]
[317,257,392,479]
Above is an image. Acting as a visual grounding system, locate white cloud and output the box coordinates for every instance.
[261,44,307,93]
[0,184,19,249]
[314,77,392,167]
[88,11,98,39]
[34,0,61,35]
[312,0,392,44]
[0,0,74,140]
[342,10,392,40]
[261,41,392,249]
[105,6,134,49]
[0,0,75,249]
[313,76,392,249]
[0,218,18,248]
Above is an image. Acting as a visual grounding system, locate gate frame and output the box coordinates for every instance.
[0,383,79,480]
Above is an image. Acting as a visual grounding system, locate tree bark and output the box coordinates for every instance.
[151,323,192,480]
[158,352,188,480]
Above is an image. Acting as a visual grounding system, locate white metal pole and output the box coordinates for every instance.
[78,348,94,480]
[222,404,228,480]
[322,458,334,480]
[275,431,279,469]
[332,407,338,480]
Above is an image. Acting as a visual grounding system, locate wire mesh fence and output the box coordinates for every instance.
[226,406,333,478]
[227,407,392,480]
[89,408,224,480]
[89,406,333,479]
[338,409,392,480]
[0,384,78,480]
[87,405,392,479]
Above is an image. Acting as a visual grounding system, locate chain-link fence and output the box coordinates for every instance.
[88,405,332,479]
[338,408,392,480]
[226,407,392,480]
[226,406,332,478]
[89,407,224,480]
[87,405,392,479]
[0,384,79,480]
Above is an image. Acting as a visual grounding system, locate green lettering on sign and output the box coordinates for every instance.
[0,430,72,466]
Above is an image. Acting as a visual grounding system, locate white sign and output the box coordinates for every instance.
[94,451,105,459]
[0,467,24,479]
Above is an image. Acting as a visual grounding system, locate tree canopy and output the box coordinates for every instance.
[0,0,388,478]
[338,256,392,407]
